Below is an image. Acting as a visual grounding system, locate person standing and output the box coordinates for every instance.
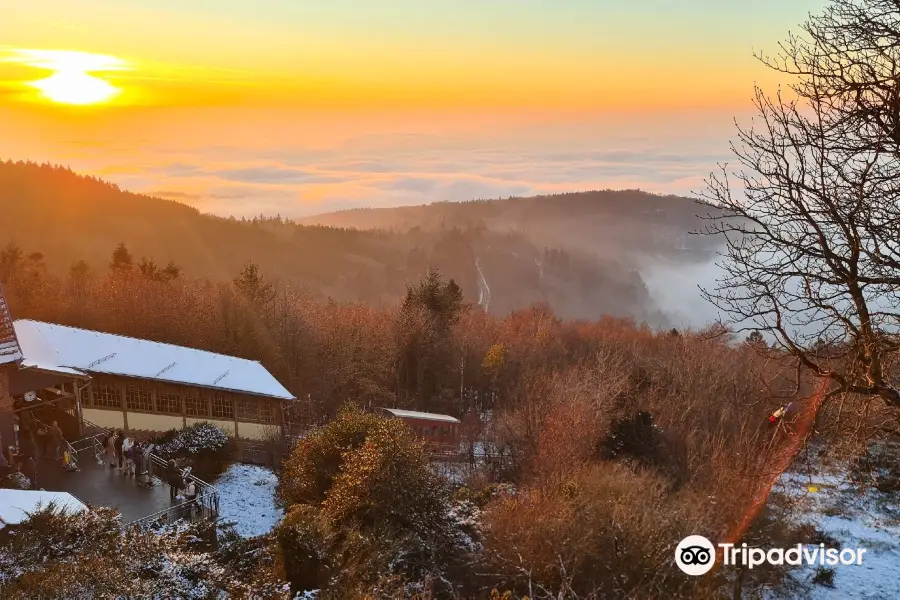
[50,420,65,460]
[134,442,147,485]
[106,430,118,468]
[165,459,182,502]
[114,430,124,470]
[122,436,134,475]
[183,480,198,518]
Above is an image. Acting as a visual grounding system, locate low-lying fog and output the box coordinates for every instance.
[641,258,725,329]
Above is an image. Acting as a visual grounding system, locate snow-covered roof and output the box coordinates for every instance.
[0,282,22,365]
[0,489,88,529]
[13,320,295,400]
[378,407,460,423]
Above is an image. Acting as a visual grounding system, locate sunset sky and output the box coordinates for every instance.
[0,0,826,217]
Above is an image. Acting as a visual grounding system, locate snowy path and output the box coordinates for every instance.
[475,258,490,313]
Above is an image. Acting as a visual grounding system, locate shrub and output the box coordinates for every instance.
[151,422,236,481]
[278,406,382,505]
[0,504,289,599]
[812,567,836,588]
[481,464,720,599]
[275,410,478,598]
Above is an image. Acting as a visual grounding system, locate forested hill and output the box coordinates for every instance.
[0,160,712,324]
[298,189,725,263]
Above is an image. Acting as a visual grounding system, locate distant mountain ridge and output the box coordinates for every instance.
[298,190,724,265]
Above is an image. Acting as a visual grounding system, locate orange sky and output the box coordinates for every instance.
[0,1,826,112]
[0,0,827,216]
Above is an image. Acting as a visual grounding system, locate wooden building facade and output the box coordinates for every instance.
[11,319,295,442]
[376,407,461,450]
[81,374,282,440]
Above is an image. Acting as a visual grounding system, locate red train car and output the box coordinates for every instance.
[376,407,460,452]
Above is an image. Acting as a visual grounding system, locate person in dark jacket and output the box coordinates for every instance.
[166,459,182,501]
[114,430,125,469]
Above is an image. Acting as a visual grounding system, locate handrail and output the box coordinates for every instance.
[126,452,219,530]
[127,489,219,530]
[68,419,220,529]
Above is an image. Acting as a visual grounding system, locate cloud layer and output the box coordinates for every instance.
[0,109,739,218]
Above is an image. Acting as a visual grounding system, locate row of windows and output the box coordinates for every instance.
[88,382,276,423]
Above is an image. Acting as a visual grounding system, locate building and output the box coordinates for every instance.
[11,320,295,441]
[375,407,461,450]
[0,489,88,529]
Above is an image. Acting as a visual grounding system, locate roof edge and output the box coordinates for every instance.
[82,369,296,401]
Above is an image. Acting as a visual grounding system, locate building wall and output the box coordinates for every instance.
[83,407,125,430]
[0,366,9,408]
[125,412,183,433]
[0,367,13,452]
[82,375,284,441]
[392,414,460,446]
[234,421,277,441]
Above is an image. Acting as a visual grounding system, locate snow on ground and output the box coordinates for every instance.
[214,464,283,538]
[766,450,900,599]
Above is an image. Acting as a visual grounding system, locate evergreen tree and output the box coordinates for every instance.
[138,257,161,280]
[0,242,23,282]
[233,261,272,300]
[109,243,133,274]
[162,260,182,281]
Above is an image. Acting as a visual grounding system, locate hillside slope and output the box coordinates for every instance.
[0,160,670,323]
[298,190,724,265]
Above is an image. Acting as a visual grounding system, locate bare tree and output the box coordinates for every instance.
[698,0,900,407]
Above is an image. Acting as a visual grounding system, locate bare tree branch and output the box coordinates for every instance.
[696,0,900,408]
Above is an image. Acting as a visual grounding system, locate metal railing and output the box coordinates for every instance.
[128,453,220,530]
[71,418,111,464]
[69,418,220,530]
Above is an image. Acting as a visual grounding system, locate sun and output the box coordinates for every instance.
[6,49,128,106]
[28,71,120,105]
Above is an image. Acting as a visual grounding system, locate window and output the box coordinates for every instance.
[125,383,152,412]
[156,389,181,415]
[258,399,275,424]
[211,394,234,420]
[92,383,121,409]
[236,398,258,422]
[185,393,208,417]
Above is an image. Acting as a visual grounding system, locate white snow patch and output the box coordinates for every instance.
[215,464,283,538]
[766,456,900,599]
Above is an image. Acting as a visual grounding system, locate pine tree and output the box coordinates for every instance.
[109,243,133,274]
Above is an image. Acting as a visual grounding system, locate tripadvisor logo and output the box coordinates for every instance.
[675,535,867,576]
[675,535,716,576]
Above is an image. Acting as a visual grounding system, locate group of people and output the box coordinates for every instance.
[14,403,69,463]
[2,408,74,491]
[102,430,198,509]
[103,430,151,485]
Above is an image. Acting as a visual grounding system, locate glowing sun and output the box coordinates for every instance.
[9,49,128,105]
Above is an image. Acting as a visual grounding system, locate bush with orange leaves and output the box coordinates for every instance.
[478,327,799,598]
[481,464,719,599]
